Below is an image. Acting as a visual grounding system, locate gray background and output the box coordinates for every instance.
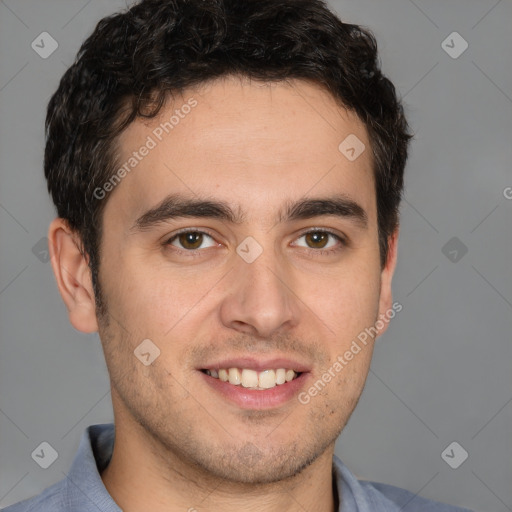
[0,0,511,510]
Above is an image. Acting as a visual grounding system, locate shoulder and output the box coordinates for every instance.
[333,455,473,512]
[1,478,68,512]
[1,424,117,512]
[361,480,473,512]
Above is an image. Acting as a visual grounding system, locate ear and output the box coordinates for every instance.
[376,228,399,337]
[48,218,99,333]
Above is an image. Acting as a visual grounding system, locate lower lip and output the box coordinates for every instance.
[200,371,310,409]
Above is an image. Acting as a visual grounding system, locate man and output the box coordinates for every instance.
[2,0,472,511]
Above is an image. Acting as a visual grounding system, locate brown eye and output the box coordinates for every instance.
[304,231,329,249]
[178,232,203,250]
[293,230,344,253]
[167,231,216,251]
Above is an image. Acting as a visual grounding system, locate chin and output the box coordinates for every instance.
[191,439,327,485]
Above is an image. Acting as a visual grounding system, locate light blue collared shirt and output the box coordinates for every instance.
[2,424,473,511]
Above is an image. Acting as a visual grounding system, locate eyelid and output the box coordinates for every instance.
[294,226,346,242]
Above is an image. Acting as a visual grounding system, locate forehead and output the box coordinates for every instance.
[104,76,375,227]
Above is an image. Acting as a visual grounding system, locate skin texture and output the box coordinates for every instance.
[48,76,398,512]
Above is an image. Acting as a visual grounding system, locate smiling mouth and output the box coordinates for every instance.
[201,368,302,390]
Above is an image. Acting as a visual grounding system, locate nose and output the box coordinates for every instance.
[219,248,300,338]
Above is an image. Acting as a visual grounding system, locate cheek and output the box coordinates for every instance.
[306,263,382,344]
[101,235,382,345]
[105,256,224,338]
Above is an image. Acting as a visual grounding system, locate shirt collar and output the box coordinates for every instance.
[66,423,399,512]
[65,424,121,511]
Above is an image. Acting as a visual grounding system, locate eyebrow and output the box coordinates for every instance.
[130,193,368,232]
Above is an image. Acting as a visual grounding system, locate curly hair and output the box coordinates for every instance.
[45,0,411,299]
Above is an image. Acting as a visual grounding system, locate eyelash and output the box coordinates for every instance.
[164,227,347,257]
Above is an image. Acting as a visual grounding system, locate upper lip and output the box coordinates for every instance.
[199,357,312,373]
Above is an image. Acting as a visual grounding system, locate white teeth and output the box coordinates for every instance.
[275,368,286,385]
[285,369,295,382]
[259,369,276,389]
[205,367,299,389]
[241,369,259,388]
[228,368,241,385]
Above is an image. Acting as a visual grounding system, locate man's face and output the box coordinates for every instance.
[94,77,395,483]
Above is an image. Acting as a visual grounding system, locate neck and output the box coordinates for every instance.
[101,420,337,512]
